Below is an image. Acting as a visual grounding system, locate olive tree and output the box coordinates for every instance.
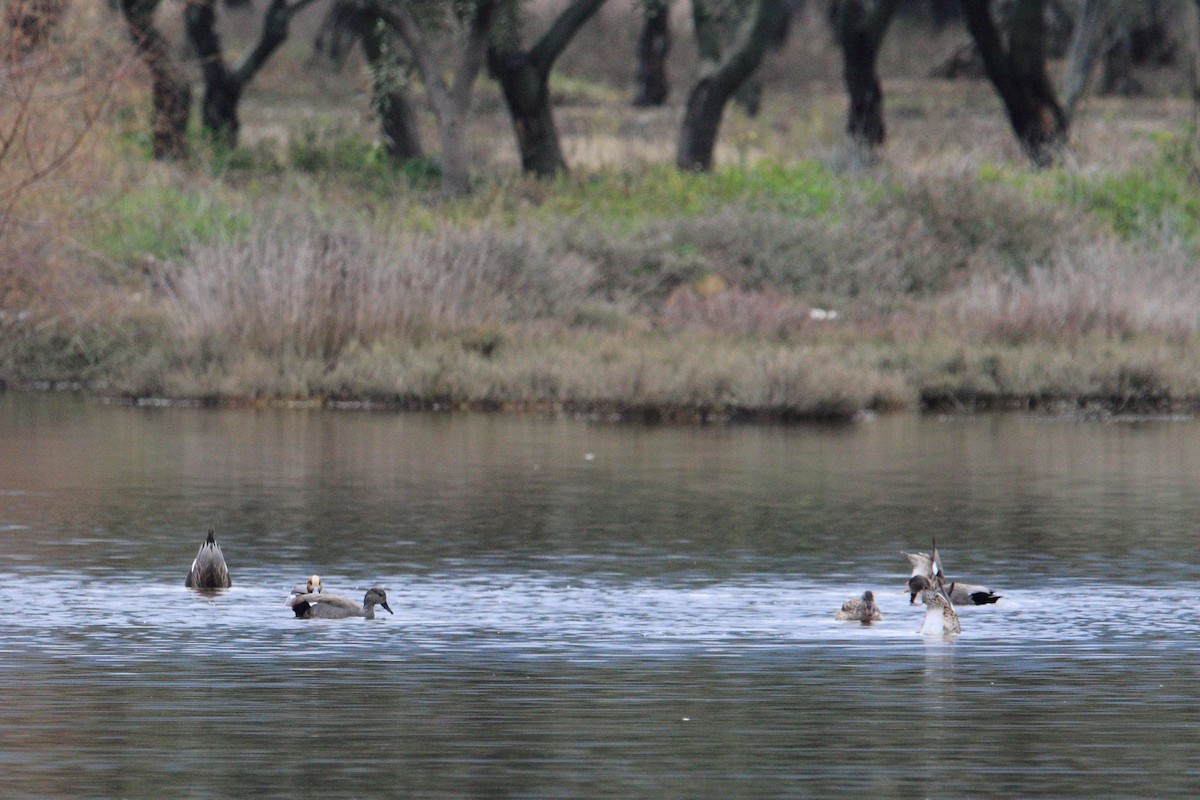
[119,0,191,159]
[183,0,324,148]
[834,0,902,158]
[676,0,785,171]
[367,0,500,195]
[961,0,1068,167]
[487,0,609,177]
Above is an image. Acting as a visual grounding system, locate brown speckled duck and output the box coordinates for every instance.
[835,590,883,623]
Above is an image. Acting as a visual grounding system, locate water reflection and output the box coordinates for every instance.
[1,395,1199,798]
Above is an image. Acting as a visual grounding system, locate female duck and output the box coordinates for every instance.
[185,529,231,589]
[918,584,961,637]
[292,587,393,620]
[835,590,883,623]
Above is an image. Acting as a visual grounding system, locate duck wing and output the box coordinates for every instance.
[904,551,934,579]
[294,592,361,619]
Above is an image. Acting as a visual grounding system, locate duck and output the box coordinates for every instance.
[835,590,883,623]
[185,529,231,589]
[904,540,1000,605]
[918,583,961,636]
[291,587,393,620]
[285,575,322,617]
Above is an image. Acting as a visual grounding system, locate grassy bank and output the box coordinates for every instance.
[5,4,1200,420]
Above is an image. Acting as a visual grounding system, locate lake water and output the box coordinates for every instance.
[1,394,1197,798]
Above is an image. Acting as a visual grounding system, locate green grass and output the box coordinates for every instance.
[538,160,861,225]
[90,184,251,267]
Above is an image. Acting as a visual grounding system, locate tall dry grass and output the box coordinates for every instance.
[155,211,597,362]
[942,233,1200,341]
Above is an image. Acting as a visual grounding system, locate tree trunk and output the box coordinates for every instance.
[370,0,499,196]
[676,0,785,172]
[357,12,423,161]
[1185,0,1200,105]
[836,0,901,155]
[120,0,192,159]
[183,0,316,148]
[437,116,470,197]
[489,53,565,177]
[184,0,241,148]
[633,1,671,106]
[960,0,1067,168]
[488,0,606,178]
[1061,0,1109,121]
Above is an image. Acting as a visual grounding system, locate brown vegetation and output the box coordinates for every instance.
[4,2,1200,421]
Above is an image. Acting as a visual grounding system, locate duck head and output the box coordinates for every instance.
[908,574,932,604]
[364,587,393,614]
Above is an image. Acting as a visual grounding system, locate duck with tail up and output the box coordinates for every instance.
[917,582,961,637]
[185,529,231,590]
[904,539,1000,606]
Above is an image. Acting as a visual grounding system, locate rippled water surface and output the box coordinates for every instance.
[1,395,1198,798]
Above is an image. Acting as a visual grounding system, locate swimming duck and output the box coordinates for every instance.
[291,587,393,620]
[835,590,883,623]
[285,575,322,617]
[918,584,961,636]
[185,529,231,589]
[904,540,1000,605]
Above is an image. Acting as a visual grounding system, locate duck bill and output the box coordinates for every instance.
[381,602,394,615]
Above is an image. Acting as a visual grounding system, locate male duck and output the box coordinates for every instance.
[904,540,1000,605]
[185,529,231,589]
[285,575,322,617]
[291,587,393,620]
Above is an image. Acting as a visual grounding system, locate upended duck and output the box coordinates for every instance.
[185,529,231,589]
[917,582,961,636]
[904,540,1000,605]
[291,587,393,620]
[835,590,883,623]
[285,575,322,617]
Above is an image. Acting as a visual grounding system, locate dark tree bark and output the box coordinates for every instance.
[310,0,359,69]
[676,0,785,172]
[835,0,901,155]
[487,0,607,177]
[356,11,423,161]
[183,0,320,148]
[960,0,1067,168]
[119,0,192,159]
[633,0,671,106]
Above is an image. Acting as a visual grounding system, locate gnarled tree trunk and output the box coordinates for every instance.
[356,11,423,161]
[488,0,607,177]
[961,0,1067,168]
[370,0,499,196]
[183,0,319,148]
[676,0,785,172]
[633,0,671,106]
[120,0,191,159]
[835,0,901,156]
